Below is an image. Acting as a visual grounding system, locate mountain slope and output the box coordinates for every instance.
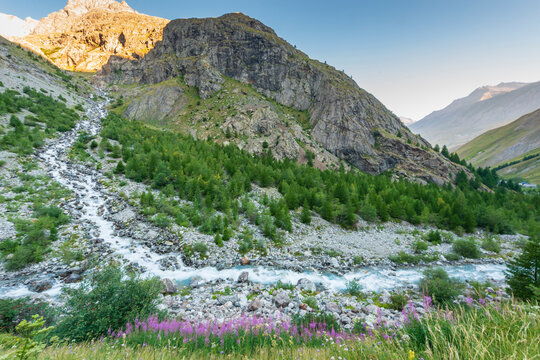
[410,82,540,150]
[457,108,540,182]
[98,13,465,184]
[10,0,169,72]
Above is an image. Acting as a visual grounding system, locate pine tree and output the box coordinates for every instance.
[115,160,125,174]
[506,232,540,299]
[300,200,312,224]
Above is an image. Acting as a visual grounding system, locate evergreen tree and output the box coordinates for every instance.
[300,200,312,224]
[506,232,540,300]
[115,160,125,174]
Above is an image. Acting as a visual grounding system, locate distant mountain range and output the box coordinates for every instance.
[410,82,540,150]
[457,108,540,183]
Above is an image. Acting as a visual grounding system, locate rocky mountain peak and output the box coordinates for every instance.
[11,0,168,71]
[99,13,467,184]
[63,0,135,17]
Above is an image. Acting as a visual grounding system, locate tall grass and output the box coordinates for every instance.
[2,298,537,360]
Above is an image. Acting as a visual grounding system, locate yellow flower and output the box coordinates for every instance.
[409,350,415,360]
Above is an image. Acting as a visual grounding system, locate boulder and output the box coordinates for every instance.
[64,273,82,284]
[241,256,250,265]
[325,302,341,314]
[30,280,53,293]
[160,278,178,294]
[237,271,249,283]
[248,298,262,311]
[296,278,316,292]
[273,291,290,308]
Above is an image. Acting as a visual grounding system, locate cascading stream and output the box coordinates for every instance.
[1,92,507,298]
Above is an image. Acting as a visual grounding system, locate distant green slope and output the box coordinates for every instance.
[457,108,540,183]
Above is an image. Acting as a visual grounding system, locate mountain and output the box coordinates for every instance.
[0,13,38,38]
[97,13,465,184]
[9,0,169,72]
[457,108,540,183]
[410,82,540,150]
[400,116,416,126]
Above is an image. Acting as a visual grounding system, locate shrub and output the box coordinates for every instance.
[388,292,408,311]
[481,236,501,253]
[193,242,208,256]
[345,280,362,297]
[424,230,442,244]
[0,297,56,333]
[55,266,163,341]
[151,213,171,229]
[412,240,429,253]
[275,281,294,290]
[303,296,318,310]
[452,238,481,258]
[292,312,340,332]
[359,202,378,222]
[420,267,464,304]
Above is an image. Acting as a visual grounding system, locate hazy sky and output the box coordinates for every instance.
[2,0,540,119]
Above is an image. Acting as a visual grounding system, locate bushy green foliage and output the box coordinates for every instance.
[98,113,539,238]
[389,251,439,264]
[388,292,409,311]
[0,87,79,154]
[506,231,540,300]
[452,238,481,259]
[424,230,442,244]
[55,266,163,341]
[481,236,501,253]
[0,297,56,333]
[420,267,464,304]
[275,280,294,290]
[345,280,362,297]
[0,205,69,270]
[412,239,429,253]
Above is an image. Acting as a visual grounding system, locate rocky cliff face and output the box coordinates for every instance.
[99,13,466,184]
[12,0,168,72]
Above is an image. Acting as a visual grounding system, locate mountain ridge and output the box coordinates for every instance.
[98,12,466,184]
[410,81,540,150]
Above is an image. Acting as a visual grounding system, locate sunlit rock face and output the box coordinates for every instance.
[11,0,169,72]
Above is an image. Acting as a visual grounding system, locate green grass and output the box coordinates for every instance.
[457,108,540,183]
[1,300,537,360]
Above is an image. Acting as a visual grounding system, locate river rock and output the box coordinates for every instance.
[64,273,82,284]
[325,302,341,314]
[296,278,316,292]
[248,298,262,311]
[273,291,290,308]
[241,256,250,265]
[161,278,178,294]
[30,280,53,293]
[237,271,249,283]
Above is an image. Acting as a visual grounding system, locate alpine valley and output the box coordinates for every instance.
[0,1,538,360]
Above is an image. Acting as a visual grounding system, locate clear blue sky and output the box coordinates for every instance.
[2,0,540,119]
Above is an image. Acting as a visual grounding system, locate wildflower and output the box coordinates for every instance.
[409,350,415,360]
[465,294,474,307]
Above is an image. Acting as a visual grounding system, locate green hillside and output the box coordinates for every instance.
[457,108,540,183]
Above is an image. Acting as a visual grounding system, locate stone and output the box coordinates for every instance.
[273,291,290,308]
[160,278,178,294]
[248,298,262,312]
[64,273,82,284]
[189,275,203,288]
[30,280,53,293]
[296,278,316,292]
[237,271,249,283]
[325,302,341,314]
[330,257,340,268]
[241,256,250,266]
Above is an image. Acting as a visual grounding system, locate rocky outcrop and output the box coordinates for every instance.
[99,13,467,183]
[12,0,168,72]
